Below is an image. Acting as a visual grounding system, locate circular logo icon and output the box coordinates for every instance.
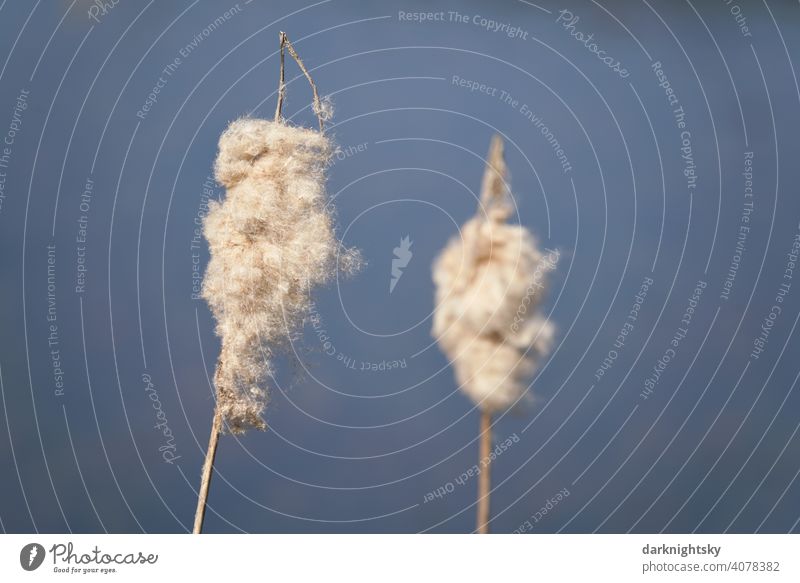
[20,543,46,571]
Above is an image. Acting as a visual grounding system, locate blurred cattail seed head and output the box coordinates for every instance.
[432,136,555,413]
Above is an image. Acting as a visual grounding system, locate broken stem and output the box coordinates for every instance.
[274,32,287,123]
[273,31,325,131]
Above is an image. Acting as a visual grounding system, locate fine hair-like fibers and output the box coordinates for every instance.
[203,118,359,433]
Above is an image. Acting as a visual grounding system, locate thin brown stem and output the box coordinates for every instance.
[193,406,223,534]
[274,31,287,122]
[284,36,325,131]
[194,31,323,535]
[476,410,492,534]
[273,31,325,131]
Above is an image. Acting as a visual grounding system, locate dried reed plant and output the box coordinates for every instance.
[432,135,555,533]
[193,32,359,533]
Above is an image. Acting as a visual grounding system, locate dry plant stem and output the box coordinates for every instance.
[274,32,286,122]
[477,410,492,534]
[195,30,350,533]
[193,406,223,534]
[273,31,325,130]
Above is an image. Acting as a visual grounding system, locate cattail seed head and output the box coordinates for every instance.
[202,117,359,433]
[432,136,555,413]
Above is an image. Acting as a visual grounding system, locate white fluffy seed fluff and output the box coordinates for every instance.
[432,136,556,413]
[202,117,359,433]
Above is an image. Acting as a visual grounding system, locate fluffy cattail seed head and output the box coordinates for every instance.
[432,135,555,413]
[202,117,359,433]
